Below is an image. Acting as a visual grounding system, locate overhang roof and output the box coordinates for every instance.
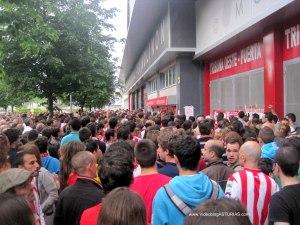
[119,0,169,81]
[126,47,196,93]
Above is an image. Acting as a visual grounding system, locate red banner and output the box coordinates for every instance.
[145,96,168,107]
[209,41,263,80]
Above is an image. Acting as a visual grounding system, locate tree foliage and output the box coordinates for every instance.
[0,0,118,116]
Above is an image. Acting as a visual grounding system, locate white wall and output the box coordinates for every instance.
[159,85,177,97]
[148,92,158,100]
[195,0,294,56]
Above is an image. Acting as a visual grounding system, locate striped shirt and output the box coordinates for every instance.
[225,167,279,225]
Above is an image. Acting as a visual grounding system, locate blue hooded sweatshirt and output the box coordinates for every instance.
[261,142,279,161]
[152,172,224,225]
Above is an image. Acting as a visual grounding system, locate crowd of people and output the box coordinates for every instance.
[0,109,299,225]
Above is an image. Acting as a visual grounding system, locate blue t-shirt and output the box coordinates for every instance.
[41,156,60,174]
[60,131,80,146]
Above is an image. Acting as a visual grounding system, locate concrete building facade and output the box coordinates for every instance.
[121,0,300,122]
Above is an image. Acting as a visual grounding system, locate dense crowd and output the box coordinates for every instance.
[0,109,299,225]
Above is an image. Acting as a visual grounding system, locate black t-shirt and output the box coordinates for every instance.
[268,183,300,225]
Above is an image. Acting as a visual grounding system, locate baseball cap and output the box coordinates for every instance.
[0,168,32,193]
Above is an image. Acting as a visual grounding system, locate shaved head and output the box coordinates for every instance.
[239,141,261,166]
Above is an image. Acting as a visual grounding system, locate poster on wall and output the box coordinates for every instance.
[184,106,194,118]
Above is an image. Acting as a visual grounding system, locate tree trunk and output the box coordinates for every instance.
[11,105,14,113]
[47,93,54,118]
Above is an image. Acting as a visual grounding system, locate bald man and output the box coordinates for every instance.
[54,151,104,225]
[225,141,279,225]
[202,140,233,191]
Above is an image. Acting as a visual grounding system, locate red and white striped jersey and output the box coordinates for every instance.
[225,167,279,225]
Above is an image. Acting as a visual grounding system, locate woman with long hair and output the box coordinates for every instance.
[97,187,147,225]
[59,141,86,191]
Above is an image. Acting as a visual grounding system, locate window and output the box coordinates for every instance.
[160,67,176,89]
[150,79,157,93]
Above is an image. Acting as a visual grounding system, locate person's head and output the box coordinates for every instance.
[0,150,9,172]
[282,136,300,151]
[71,151,97,178]
[27,129,39,142]
[60,141,86,190]
[263,112,274,123]
[100,144,134,194]
[79,127,92,142]
[86,122,97,137]
[24,118,32,127]
[238,111,245,119]
[242,126,258,142]
[225,132,243,165]
[182,120,192,131]
[272,114,278,124]
[41,127,52,139]
[117,125,130,140]
[169,134,200,171]
[216,112,224,122]
[189,116,195,122]
[157,127,175,161]
[239,141,261,168]
[14,145,40,176]
[0,193,35,225]
[258,158,274,175]
[274,123,290,138]
[97,187,146,225]
[145,129,160,149]
[4,128,21,145]
[273,146,300,178]
[0,168,34,202]
[34,136,48,154]
[107,140,134,161]
[0,133,10,155]
[80,116,90,127]
[252,113,259,120]
[85,139,103,163]
[184,198,251,225]
[70,118,81,131]
[281,118,290,127]
[105,128,116,143]
[198,119,214,136]
[286,113,296,124]
[161,116,170,127]
[258,126,275,145]
[202,139,225,163]
[36,123,46,133]
[134,139,157,168]
[109,117,118,129]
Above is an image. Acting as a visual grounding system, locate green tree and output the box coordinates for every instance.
[0,0,117,116]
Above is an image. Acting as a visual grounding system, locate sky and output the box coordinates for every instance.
[102,0,128,73]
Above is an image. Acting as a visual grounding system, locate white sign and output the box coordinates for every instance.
[184,106,194,118]
[285,24,300,49]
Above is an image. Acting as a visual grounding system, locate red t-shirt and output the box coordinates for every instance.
[130,173,171,224]
[80,203,102,225]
